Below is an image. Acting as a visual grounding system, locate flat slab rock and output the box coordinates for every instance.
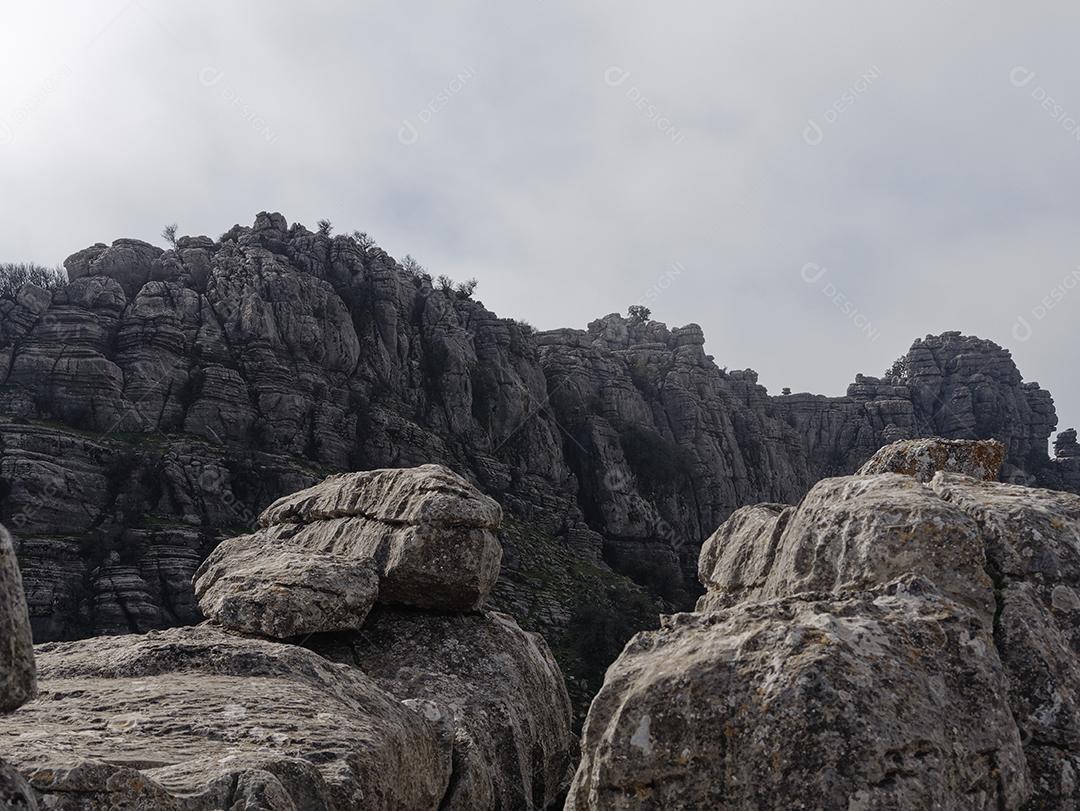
[0,625,451,810]
[194,464,504,637]
[0,614,574,809]
[857,436,1005,482]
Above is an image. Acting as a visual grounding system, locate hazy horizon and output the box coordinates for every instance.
[2,1,1078,438]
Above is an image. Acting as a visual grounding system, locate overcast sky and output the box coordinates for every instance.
[2,2,1078,441]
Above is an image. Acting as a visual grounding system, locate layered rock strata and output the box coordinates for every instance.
[1,214,1075,714]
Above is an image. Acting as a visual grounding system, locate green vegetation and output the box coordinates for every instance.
[496,518,662,727]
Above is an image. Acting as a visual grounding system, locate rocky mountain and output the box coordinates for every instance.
[1,212,1077,715]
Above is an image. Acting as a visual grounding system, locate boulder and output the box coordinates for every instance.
[193,534,380,638]
[579,472,1080,809]
[696,474,994,624]
[0,522,37,809]
[0,524,35,712]
[857,437,1006,481]
[252,464,503,612]
[931,473,1080,806]
[0,625,451,810]
[569,578,1028,810]
[309,608,575,810]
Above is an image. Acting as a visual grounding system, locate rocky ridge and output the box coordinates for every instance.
[569,439,1080,809]
[0,466,574,809]
[1,213,1078,714]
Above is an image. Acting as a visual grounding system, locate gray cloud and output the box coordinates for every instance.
[2,0,1079,439]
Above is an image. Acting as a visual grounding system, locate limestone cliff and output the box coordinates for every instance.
[0,213,1074,714]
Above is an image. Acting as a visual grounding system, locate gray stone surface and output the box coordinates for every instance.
[857,436,1006,481]
[194,533,379,638]
[0,612,575,809]
[1,522,37,809]
[0,524,35,713]
[577,473,1080,809]
[2,213,1078,719]
[696,473,994,622]
[309,608,575,810]
[250,464,503,612]
[570,578,1028,810]
[0,625,452,810]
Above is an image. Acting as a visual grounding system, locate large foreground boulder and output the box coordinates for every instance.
[1,523,37,809]
[573,453,1080,808]
[1,626,451,809]
[569,576,1027,809]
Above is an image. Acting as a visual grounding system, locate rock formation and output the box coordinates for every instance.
[194,464,501,637]
[1,214,1076,716]
[0,523,37,809]
[570,440,1080,809]
[0,466,574,809]
[857,436,1005,481]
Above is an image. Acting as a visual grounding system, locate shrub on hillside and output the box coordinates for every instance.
[0,262,66,299]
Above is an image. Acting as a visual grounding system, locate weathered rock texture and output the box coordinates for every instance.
[0,524,35,712]
[1,521,37,809]
[571,464,1080,809]
[256,464,503,611]
[308,608,574,810]
[0,467,574,809]
[194,464,503,636]
[194,533,380,638]
[857,436,1005,481]
[5,626,452,810]
[1,214,1076,712]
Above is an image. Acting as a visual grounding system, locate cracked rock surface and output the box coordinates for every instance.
[0,522,36,809]
[572,452,1080,808]
[0,466,574,809]
[2,214,1079,718]
[2,216,1075,641]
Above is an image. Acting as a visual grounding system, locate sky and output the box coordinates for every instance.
[1,1,1078,442]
